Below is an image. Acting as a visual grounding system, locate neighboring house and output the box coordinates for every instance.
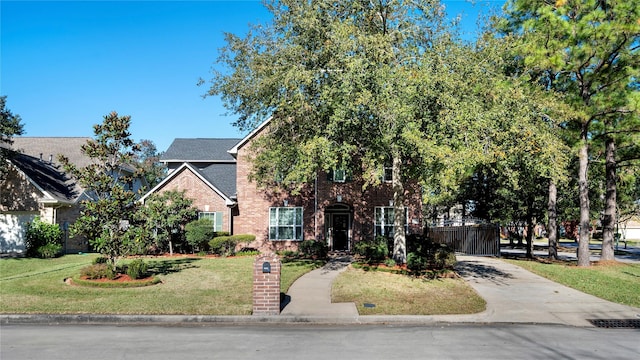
[143,119,423,252]
[0,137,145,254]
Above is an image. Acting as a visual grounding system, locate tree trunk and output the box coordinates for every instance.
[526,209,534,259]
[601,136,616,261]
[577,130,591,267]
[391,148,406,264]
[548,180,558,260]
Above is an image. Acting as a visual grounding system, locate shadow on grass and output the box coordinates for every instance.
[146,258,201,276]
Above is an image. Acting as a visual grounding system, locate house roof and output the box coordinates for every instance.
[228,117,272,157]
[198,163,237,199]
[9,137,93,168]
[140,162,237,206]
[161,138,242,163]
[8,152,82,204]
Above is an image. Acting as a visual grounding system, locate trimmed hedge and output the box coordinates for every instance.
[209,234,256,256]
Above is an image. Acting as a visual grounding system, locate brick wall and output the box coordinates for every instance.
[153,166,232,232]
[234,138,423,253]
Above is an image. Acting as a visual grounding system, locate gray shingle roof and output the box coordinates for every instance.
[161,138,241,162]
[196,163,237,199]
[9,137,93,168]
[9,152,82,203]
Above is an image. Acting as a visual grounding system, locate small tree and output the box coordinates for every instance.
[138,190,198,255]
[59,112,142,272]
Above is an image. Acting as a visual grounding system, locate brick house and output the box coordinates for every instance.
[144,119,423,253]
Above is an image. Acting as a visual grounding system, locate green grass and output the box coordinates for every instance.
[0,254,318,315]
[332,268,486,315]
[503,258,640,308]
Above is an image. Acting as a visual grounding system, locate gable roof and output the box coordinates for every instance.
[228,117,272,157]
[8,152,82,204]
[9,137,93,168]
[161,138,242,163]
[140,162,237,206]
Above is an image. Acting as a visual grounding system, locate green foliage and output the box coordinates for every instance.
[0,95,25,180]
[208,234,255,256]
[25,217,63,258]
[185,218,215,252]
[497,0,640,265]
[209,236,238,256]
[406,237,456,273]
[138,190,199,253]
[134,139,167,188]
[79,263,115,280]
[93,256,108,264]
[299,240,328,259]
[36,244,63,259]
[125,259,148,280]
[354,236,388,263]
[59,112,144,271]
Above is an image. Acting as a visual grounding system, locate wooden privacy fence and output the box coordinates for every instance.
[426,224,500,256]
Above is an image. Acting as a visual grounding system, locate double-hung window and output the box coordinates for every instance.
[269,207,303,240]
[374,207,408,238]
[199,212,223,232]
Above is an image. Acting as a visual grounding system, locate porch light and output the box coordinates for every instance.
[283,200,288,206]
[389,200,394,206]
[337,195,342,202]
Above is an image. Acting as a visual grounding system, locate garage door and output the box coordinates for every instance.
[0,213,37,253]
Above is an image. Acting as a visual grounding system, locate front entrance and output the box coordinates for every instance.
[332,214,349,251]
[325,204,352,252]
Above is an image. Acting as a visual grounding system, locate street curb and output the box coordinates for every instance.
[0,314,577,327]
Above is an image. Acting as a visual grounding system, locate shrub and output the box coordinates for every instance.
[25,217,64,258]
[209,236,238,256]
[93,256,108,264]
[36,243,63,259]
[406,237,456,274]
[126,259,148,280]
[354,236,388,263]
[79,263,115,280]
[209,234,256,256]
[185,218,215,252]
[299,240,328,259]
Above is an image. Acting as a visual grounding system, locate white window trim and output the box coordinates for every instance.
[269,207,304,241]
[374,206,408,237]
[198,211,223,232]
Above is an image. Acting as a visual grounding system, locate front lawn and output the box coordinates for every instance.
[0,254,317,315]
[332,268,486,315]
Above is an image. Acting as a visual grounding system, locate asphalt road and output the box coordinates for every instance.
[2,324,638,359]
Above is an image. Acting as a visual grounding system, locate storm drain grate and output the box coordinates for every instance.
[588,319,640,329]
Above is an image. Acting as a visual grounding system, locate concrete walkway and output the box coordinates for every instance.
[280,254,358,318]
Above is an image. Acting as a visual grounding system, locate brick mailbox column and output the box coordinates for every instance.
[253,253,281,315]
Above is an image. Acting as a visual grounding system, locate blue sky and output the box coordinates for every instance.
[1,0,503,152]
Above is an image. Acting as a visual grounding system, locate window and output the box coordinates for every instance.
[333,169,346,182]
[374,207,408,238]
[269,207,303,240]
[199,212,223,232]
[383,164,393,182]
[328,169,351,183]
